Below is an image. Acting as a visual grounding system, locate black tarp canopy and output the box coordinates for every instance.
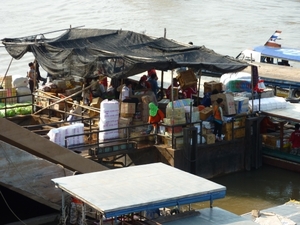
[2,28,248,79]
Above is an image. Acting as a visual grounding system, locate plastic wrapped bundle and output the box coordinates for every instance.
[225,80,252,92]
[99,99,119,140]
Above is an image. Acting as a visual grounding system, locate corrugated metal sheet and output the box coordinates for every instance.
[52,163,226,218]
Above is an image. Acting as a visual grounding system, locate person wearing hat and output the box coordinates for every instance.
[136,75,151,90]
[147,102,165,134]
[213,98,224,141]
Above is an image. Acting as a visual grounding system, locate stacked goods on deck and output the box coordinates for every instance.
[222,117,246,141]
[0,76,32,117]
[99,100,119,140]
[47,123,84,147]
[35,77,83,109]
[262,130,292,152]
[0,76,18,104]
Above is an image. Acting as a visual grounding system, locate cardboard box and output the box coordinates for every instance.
[90,97,102,109]
[166,107,185,119]
[120,102,136,114]
[200,107,213,121]
[234,96,249,114]
[163,117,186,125]
[211,93,236,115]
[204,81,223,94]
[223,117,246,132]
[224,128,245,141]
[176,69,197,89]
[203,133,215,144]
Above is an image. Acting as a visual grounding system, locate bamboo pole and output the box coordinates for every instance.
[0,57,13,89]
[33,83,94,115]
[35,90,100,112]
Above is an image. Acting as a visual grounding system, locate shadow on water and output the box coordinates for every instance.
[194,165,300,215]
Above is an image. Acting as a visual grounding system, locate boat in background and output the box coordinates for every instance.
[236,30,300,65]
[237,31,300,98]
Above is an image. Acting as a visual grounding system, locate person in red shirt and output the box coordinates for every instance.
[183,84,197,99]
[213,98,224,141]
[147,102,164,134]
[290,123,300,155]
[166,78,180,100]
[136,75,151,90]
[260,117,278,134]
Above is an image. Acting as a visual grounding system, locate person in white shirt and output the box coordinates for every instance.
[119,80,139,110]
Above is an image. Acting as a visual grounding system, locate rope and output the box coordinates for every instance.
[0,190,27,225]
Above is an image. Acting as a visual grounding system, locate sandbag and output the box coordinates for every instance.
[16,86,32,103]
[13,77,29,88]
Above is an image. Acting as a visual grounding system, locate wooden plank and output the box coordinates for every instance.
[0,118,108,173]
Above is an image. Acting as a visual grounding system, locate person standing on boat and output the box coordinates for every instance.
[213,98,224,141]
[27,62,36,93]
[147,73,159,99]
[182,84,197,99]
[90,78,105,98]
[290,123,300,155]
[136,75,151,91]
[33,59,47,86]
[147,102,165,134]
[119,80,139,110]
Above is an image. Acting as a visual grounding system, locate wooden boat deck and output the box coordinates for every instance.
[243,62,300,87]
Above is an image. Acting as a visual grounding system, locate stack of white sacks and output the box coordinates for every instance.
[99,99,119,140]
[47,123,84,147]
[12,77,32,103]
[249,96,287,112]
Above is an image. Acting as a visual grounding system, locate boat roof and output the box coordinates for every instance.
[1,28,248,79]
[261,101,300,123]
[51,162,226,218]
[253,45,300,62]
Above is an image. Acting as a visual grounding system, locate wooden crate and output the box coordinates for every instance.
[224,128,245,141]
[0,76,12,89]
[176,69,197,89]
[203,133,215,144]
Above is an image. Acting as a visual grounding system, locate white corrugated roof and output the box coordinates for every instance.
[261,101,300,123]
[52,162,226,218]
